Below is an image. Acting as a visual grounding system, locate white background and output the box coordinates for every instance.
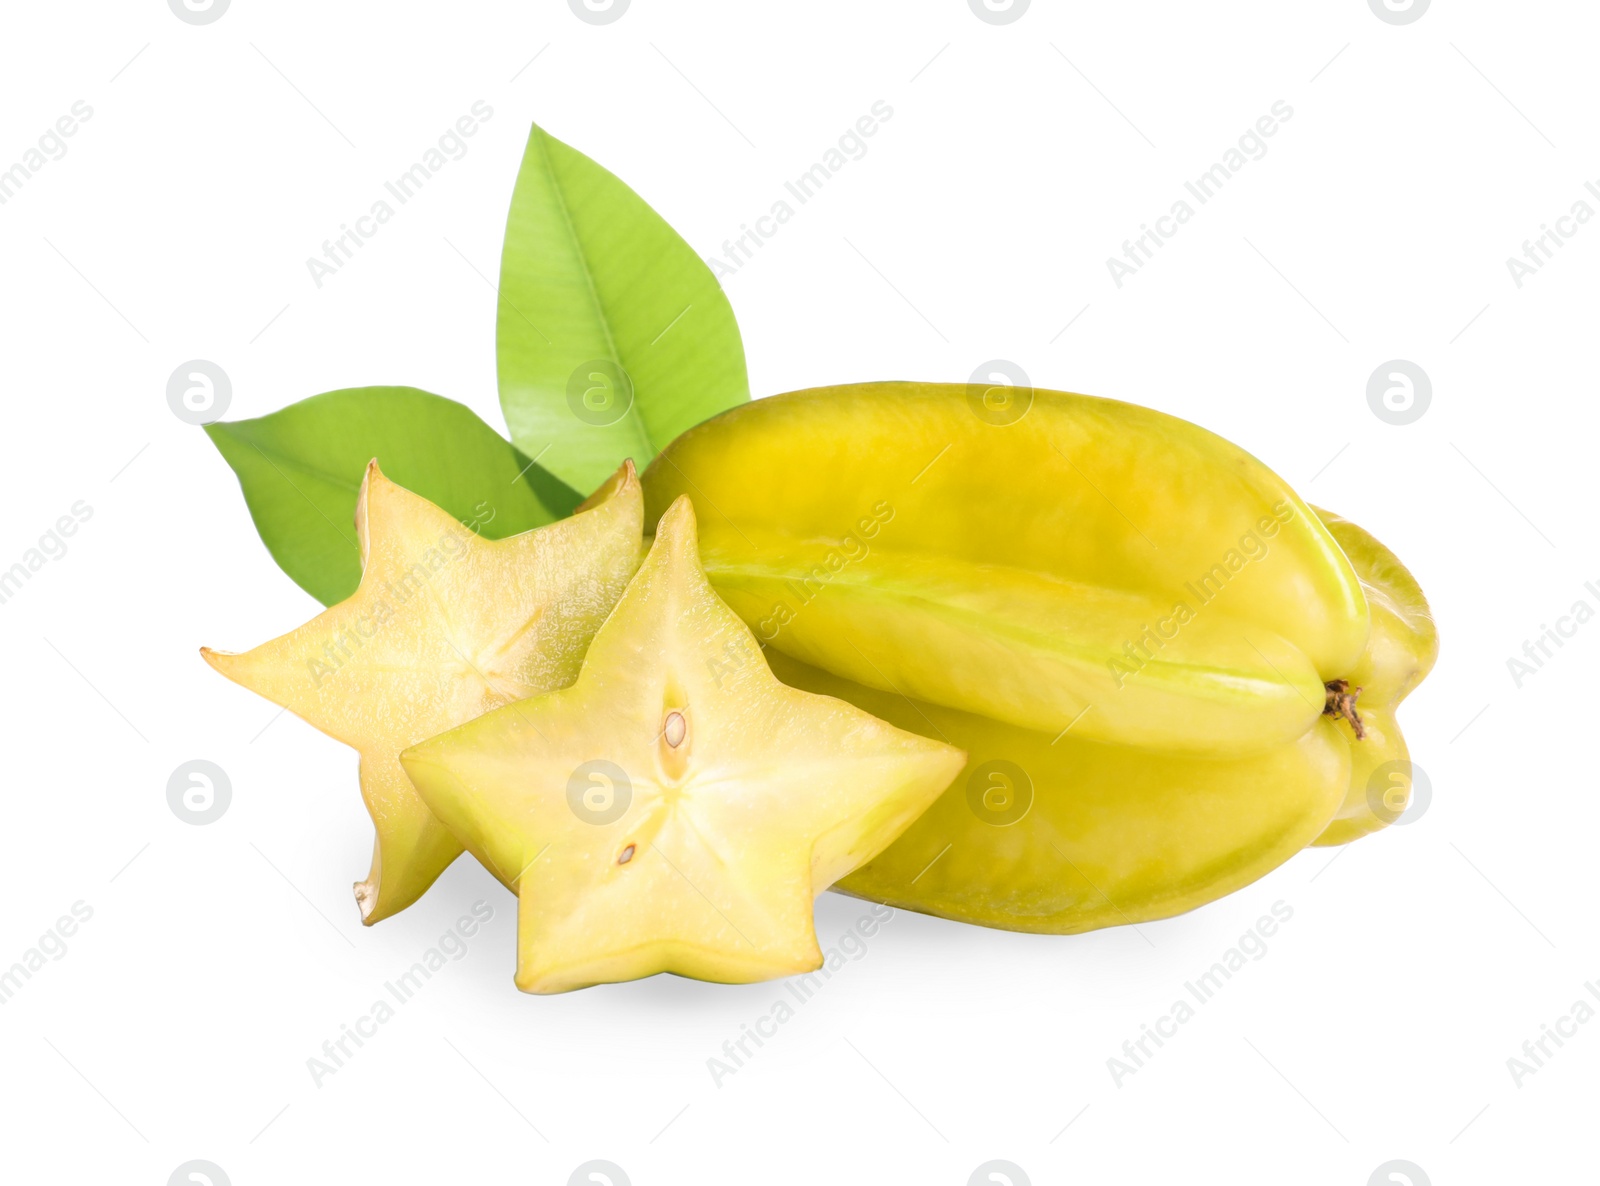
[0,1,1591,1183]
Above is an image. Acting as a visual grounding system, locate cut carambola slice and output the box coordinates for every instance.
[401,496,965,993]
[202,459,643,924]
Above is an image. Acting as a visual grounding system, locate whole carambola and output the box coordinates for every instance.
[641,382,1437,933]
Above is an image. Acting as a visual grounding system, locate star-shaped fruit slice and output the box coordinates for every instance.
[202,459,643,924]
[400,496,966,993]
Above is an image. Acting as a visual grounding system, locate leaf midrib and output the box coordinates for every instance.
[532,128,655,462]
[221,426,362,497]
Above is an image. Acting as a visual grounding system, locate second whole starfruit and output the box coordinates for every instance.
[641,382,1438,934]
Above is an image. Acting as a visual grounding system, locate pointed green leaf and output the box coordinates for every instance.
[497,123,748,493]
[206,386,581,606]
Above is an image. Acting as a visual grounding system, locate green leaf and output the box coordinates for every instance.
[497,122,748,494]
[206,386,581,606]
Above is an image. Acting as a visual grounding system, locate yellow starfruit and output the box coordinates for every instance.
[640,382,1437,932]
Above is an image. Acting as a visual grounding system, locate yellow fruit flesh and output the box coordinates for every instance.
[202,460,644,923]
[643,382,1369,756]
[400,497,965,993]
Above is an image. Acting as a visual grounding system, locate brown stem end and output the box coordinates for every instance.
[1323,679,1366,740]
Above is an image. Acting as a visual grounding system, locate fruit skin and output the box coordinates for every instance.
[772,507,1435,931]
[1309,508,1438,845]
[401,497,965,993]
[642,382,1369,758]
[641,382,1437,933]
[770,648,1348,933]
[202,460,643,925]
